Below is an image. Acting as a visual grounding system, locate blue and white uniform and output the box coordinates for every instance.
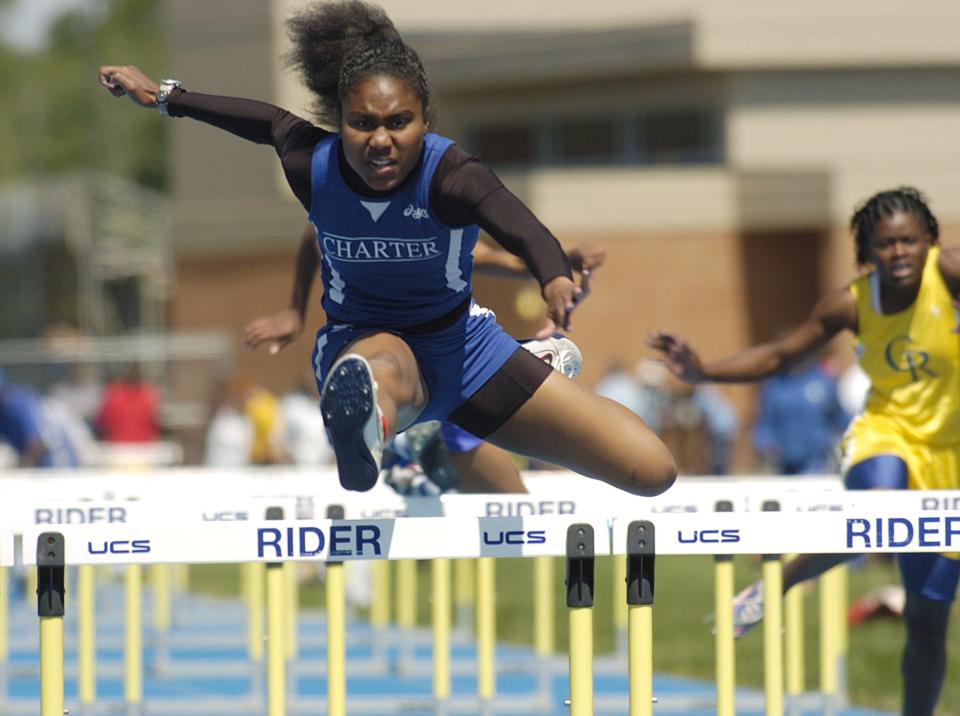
[309,133,521,424]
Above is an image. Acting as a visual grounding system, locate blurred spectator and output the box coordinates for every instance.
[205,378,254,467]
[692,385,740,475]
[0,369,79,467]
[96,365,160,443]
[654,360,739,475]
[280,374,333,466]
[595,360,663,432]
[240,378,284,466]
[753,360,850,474]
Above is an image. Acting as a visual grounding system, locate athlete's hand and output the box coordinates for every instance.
[647,331,705,384]
[540,276,582,338]
[567,244,606,273]
[243,309,304,355]
[98,65,161,108]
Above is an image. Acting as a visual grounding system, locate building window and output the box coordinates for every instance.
[469,108,723,168]
[471,124,538,165]
[553,117,619,163]
[638,109,721,164]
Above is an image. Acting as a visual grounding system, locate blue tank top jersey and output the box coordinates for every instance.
[308,133,479,328]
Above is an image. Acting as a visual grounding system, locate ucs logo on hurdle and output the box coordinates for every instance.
[482,529,546,545]
[87,539,151,554]
[677,529,741,544]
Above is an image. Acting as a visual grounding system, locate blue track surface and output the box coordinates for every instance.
[2,581,892,715]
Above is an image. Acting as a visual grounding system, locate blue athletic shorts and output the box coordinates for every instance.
[439,422,484,453]
[311,301,520,425]
[898,552,960,603]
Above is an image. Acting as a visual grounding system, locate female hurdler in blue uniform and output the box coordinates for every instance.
[98,1,675,497]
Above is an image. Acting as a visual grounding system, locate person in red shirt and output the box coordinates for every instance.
[96,365,160,443]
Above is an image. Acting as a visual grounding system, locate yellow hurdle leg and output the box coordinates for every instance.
[476,558,496,702]
[39,616,64,716]
[613,555,628,650]
[455,559,475,635]
[124,565,143,708]
[568,607,594,716]
[246,563,265,661]
[284,563,298,661]
[762,557,784,716]
[534,556,555,657]
[326,562,346,716]
[370,560,391,628]
[714,556,735,716]
[628,604,653,716]
[432,559,451,702]
[784,555,804,700]
[396,560,417,629]
[78,564,96,705]
[266,563,286,716]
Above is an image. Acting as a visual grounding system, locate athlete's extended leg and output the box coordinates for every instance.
[901,593,950,716]
[733,455,909,638]
[485,371,675,496]
[784,455,909,589]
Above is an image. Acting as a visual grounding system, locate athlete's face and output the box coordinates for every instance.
[868,211,932,289]
[340,75,428,193]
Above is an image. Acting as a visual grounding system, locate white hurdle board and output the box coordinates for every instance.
[612,506,960,556]
[0,495,298,535]
[21,515,611,566]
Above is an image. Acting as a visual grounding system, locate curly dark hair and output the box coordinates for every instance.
[849,187,939,266]
[285,0,433,127]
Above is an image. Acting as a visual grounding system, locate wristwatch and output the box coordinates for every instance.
[156,78,181,116]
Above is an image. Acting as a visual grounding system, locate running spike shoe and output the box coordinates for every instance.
[320,353,384,492]
[521,334,584,379]
[732,580,765,639]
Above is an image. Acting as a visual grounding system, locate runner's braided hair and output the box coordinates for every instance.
[285,0,433,127]
[849,187,939,266]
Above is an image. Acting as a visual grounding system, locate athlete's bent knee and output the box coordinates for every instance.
[624,448,677,497]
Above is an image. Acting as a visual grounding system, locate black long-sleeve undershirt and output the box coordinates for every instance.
[168,88,571,287]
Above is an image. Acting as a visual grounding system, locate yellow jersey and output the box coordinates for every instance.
[850,245,960,447]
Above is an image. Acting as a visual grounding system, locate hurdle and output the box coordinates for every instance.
[8,470,949,715]
[23,497,960,716]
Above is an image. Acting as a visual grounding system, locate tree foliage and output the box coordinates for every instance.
[0,0,167,189]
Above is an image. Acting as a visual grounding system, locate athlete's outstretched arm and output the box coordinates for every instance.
[98,65,326,211]
[649,286,857,384]
[243,225,321,354]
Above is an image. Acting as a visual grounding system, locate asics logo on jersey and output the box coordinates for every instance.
[320,233,441,262]
[403,205,430,220]
[884,335,936,381]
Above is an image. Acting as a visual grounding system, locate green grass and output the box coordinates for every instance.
[189,555,960,713]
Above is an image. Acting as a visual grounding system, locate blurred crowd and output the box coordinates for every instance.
[592,356,869,476]
[0,354,870,477]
